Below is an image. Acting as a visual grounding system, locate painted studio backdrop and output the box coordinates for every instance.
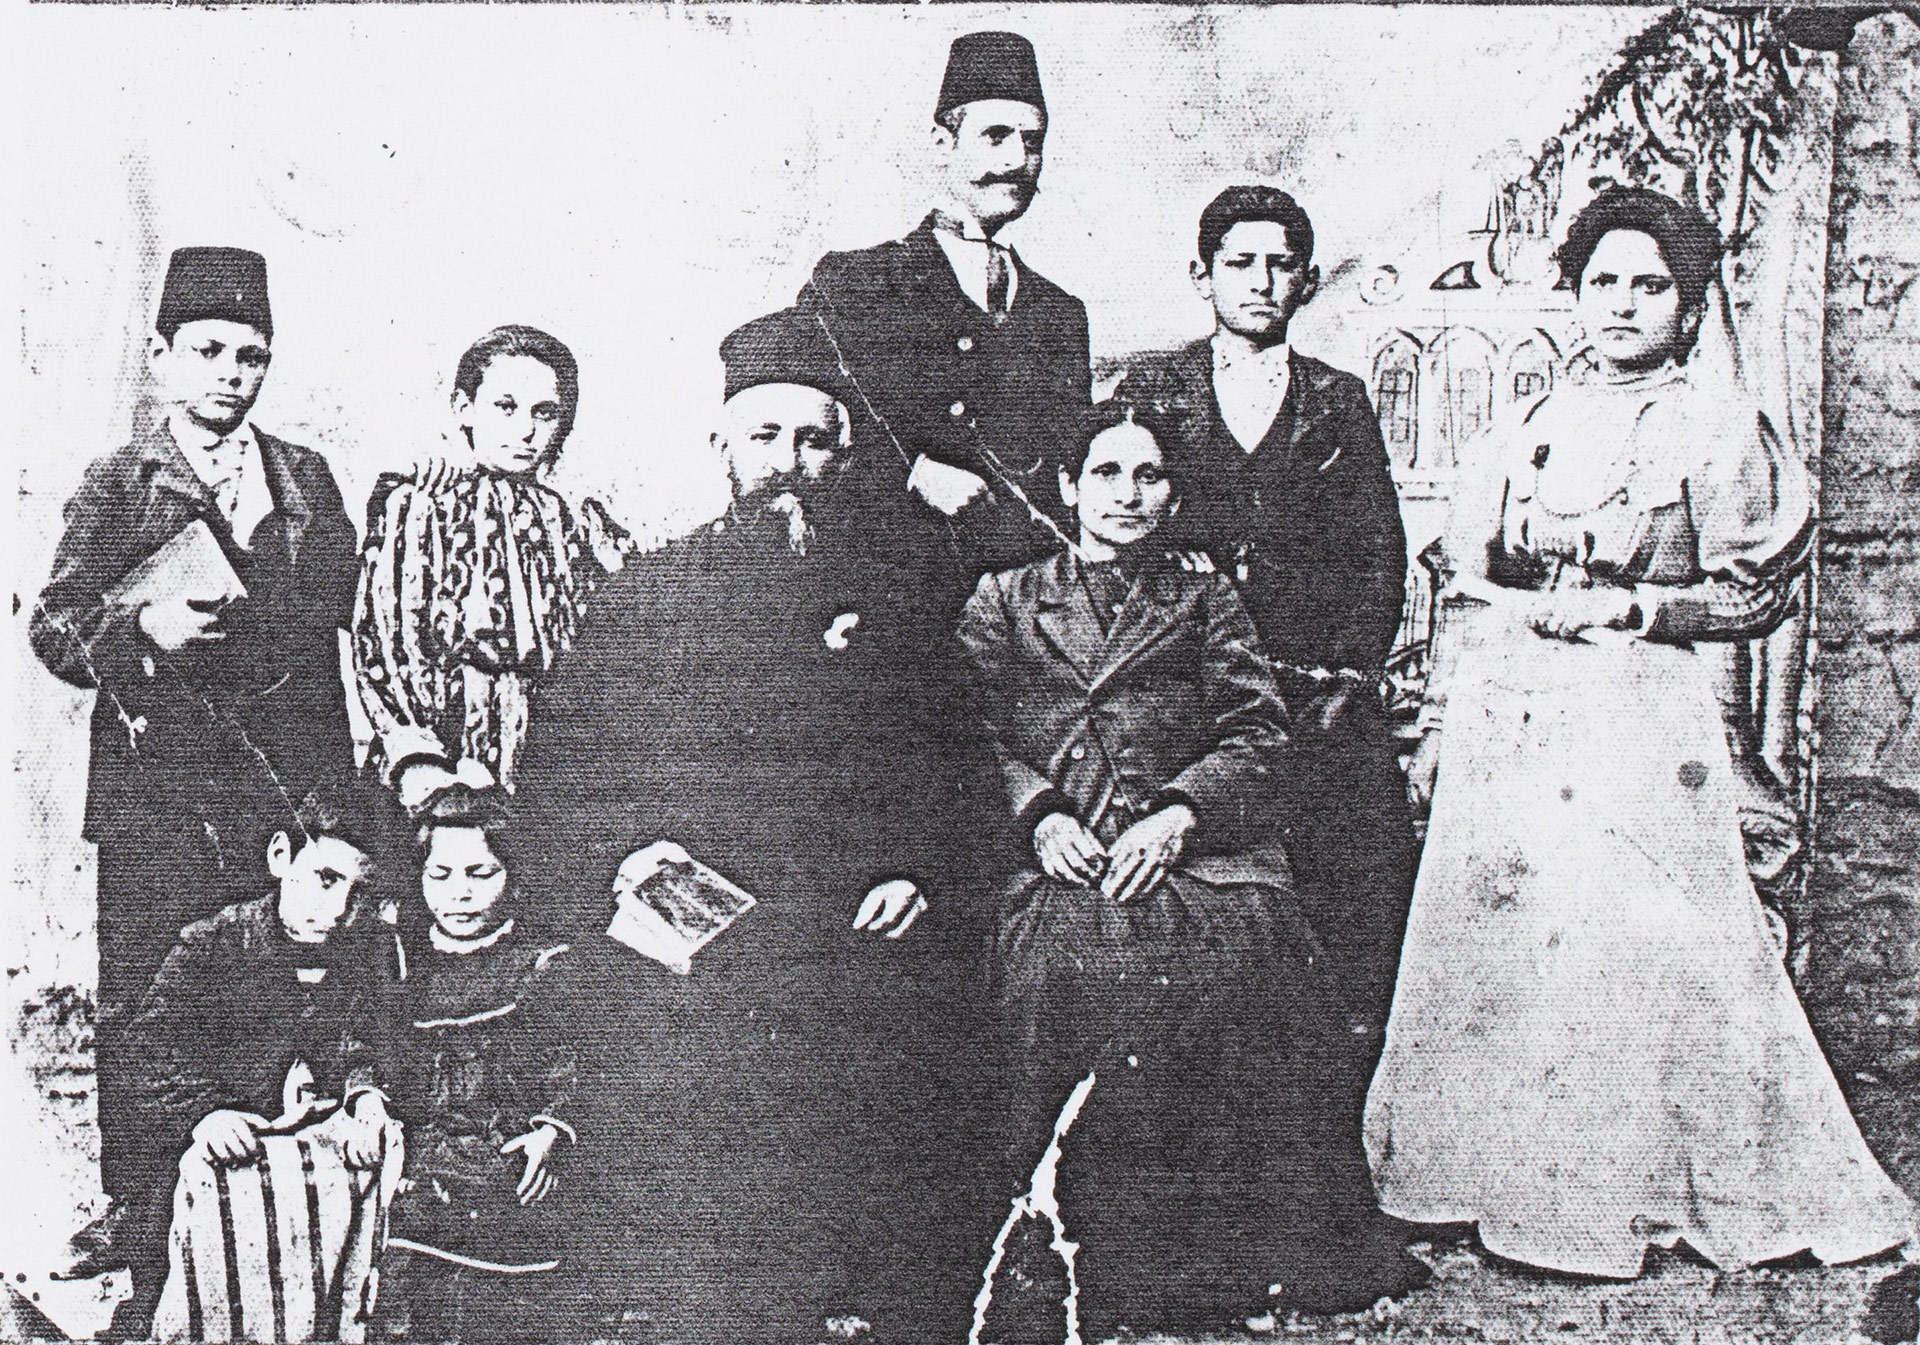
[10,0,1858,1318]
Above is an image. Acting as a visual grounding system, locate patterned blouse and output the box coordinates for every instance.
[352,470,632,791]
[1474,365,1812,643]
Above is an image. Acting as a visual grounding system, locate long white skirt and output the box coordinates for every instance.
[1364,621,1914,1278]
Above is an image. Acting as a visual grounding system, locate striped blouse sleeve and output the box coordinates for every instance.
[351,476,455,781]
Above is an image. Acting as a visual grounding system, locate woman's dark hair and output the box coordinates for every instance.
[1556,186,1723,315]
[1196,186,1315,272]
[452,325,581,466]
[1061,399,1181,493]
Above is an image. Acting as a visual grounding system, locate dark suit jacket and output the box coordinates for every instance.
[514,507,980,935]
[1114,343,1417,1023]
[31,420,358,846]
[796,215,1093,588]
[1116,341,1407,675]
[128,896,381,1166]
[957,550,1293,876]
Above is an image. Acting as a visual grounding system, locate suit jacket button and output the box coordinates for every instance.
[1069,744,1087,761]
[956,336,975,353]
[949,401,966,417]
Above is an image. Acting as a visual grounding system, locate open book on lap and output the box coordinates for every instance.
[606,846,757,975]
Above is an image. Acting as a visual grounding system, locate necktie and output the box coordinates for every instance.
[986,244,1011,319]
[203,438,244,520]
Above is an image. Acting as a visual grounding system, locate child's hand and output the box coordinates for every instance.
[193,1110,268,1166]
[342,1093,393,1171]
[501,1123,564,1205]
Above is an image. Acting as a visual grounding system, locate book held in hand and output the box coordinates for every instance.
[605,841,757,975]
[103,518,247,612]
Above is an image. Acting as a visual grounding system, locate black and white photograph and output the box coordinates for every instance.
[7,2,1920,1342]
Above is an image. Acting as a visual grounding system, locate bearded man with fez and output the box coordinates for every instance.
[511,309,999,1343]
[1114,188,1416,1082]
[795,31,1093,611]
[32,247,359,1275]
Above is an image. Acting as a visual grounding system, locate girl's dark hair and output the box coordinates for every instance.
[1556,186,1723,316]
[1061,399,1181,493]
[413,783,515,868]
[452,325,581,467]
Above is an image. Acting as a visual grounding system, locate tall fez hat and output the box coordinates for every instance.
[156,247,273,342]
[720,308,854,408]
[936,31,1045,123]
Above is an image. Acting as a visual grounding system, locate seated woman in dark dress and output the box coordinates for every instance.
[956,402,1428,1339]
[376,786,580,1343]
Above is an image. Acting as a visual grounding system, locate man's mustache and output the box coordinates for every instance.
[973,172,1037,191]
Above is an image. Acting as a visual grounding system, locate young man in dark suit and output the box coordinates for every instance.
[1115,188,1415,1069]
[32,247,361,1278]
[795,30,1092,607]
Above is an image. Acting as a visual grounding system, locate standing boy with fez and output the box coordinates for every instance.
[31,247,361,1278]
[1114,188,1415,1081]
[796,31,1092,611]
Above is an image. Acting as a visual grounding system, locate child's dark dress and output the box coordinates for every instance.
[379,920,577,1342]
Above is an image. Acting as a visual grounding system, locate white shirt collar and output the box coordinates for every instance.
[169,408,275,543]
[1211,335,1293,453]
[430,917,516,956]
[931,220,1019,316]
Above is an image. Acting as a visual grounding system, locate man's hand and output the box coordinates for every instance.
[853,879,928,940]
[1526,587,1639,643]
[908,457,990,517]
[1174,550,1217,574]
[500,1123,563,1205]
[138,597,225,652]
[341,1094,392,1171]
[192,1110,267,1166]
[1101,804,1195,905]
[397,758,494,811]
[1034,812,1107,887]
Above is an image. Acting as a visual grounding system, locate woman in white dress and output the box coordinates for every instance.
[1365,186,1915,1278]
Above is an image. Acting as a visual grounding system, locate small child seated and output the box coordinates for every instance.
[121,783,402,1341]
[377,785,579,1344]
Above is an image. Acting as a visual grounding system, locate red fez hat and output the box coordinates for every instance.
[156,247,273,342]
[720,309,854,407]
[936,31,1045,123]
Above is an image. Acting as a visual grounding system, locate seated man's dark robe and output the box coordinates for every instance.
[512,504,999,1344]
[959,549,1425,1333]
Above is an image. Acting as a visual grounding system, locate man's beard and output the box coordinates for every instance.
[732,476,831,555]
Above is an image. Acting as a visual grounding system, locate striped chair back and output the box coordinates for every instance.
[153,1105,405,1342]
